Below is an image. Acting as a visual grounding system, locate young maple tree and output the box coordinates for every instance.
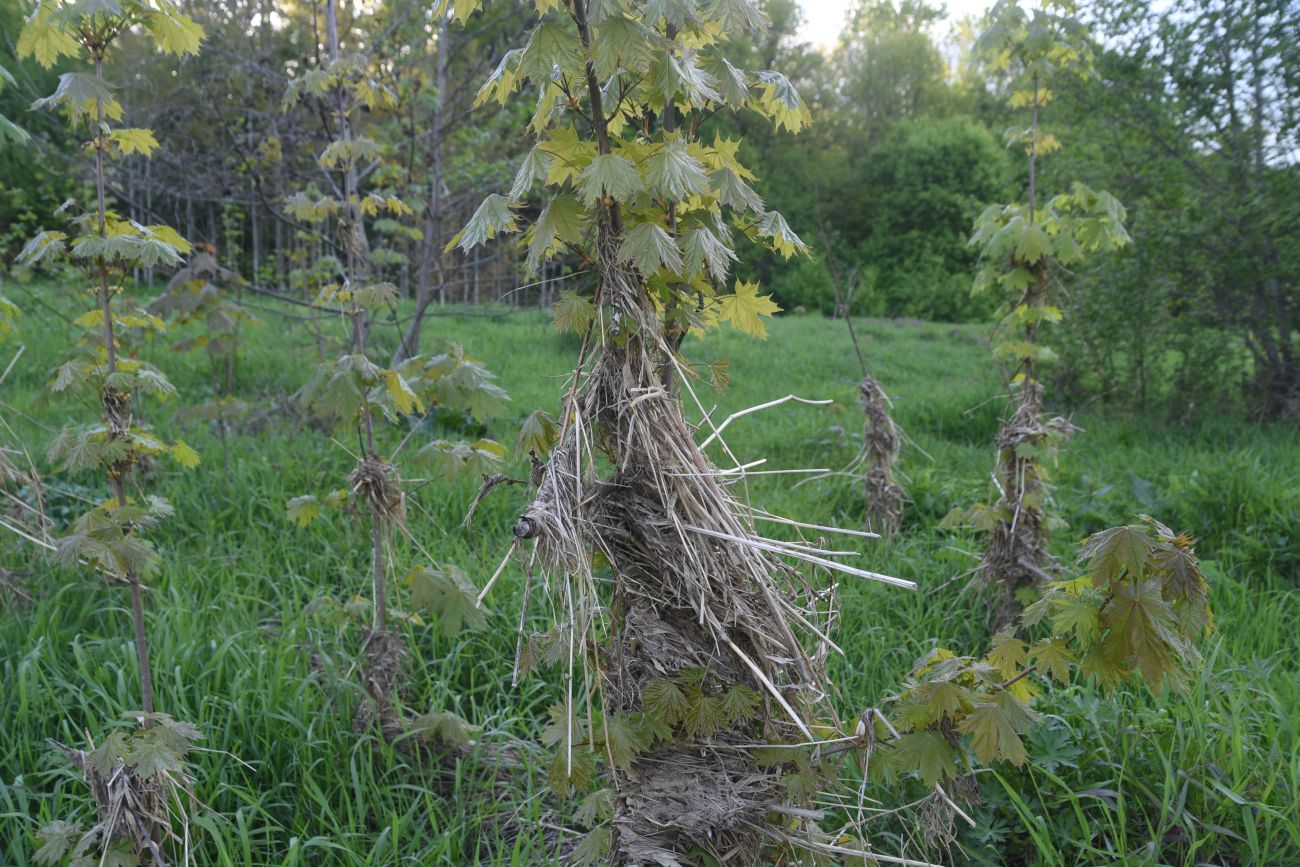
[281,0,509,745]
[956,0,1131,620]
[873,514,1212,846]
[14,1,208,862]
[441,1,935,864]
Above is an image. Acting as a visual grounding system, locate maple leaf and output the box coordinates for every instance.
[890,730,958,786]
[578,154,645,206]
[16,4,79,69]
[645,136,710,202]
[1051,591,1101,643]
[111,128,160,157]
[1030,638,1075,685]
[1100,579,1185,691]
[146,9,206,56]
[516,410,559,459]
[717,280,780,339]
[404,564,488,637]
[528,195,587,267]
[959,692,1038,766]
[910,679,973,724]
[550,290,596,335]
[987,630,1028,680]
[170,439,201,469]
[1078,523,1153,587]
[1149,537,1212,637]
[618,221,682,275]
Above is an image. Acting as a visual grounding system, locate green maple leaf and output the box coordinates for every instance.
[34,820,81,866]
[643,679,690,727]
[410,710,479,748]
[618,220,682,275]
[682,223,736,283]
[890,730,957,786]
[1149,538,1211,637]
[450,194,518,253]
[708,56,750,106]
[146,8,205,56]
[1100,579,1184,691]
[578,153,645,206]
[1051,591,1101,643]
[959,692,1037,766]
[592,17,655,78]
[404,564,488,637]
[1014,222,1051,264]
[520,21,583,80]
[711,167,764,213]
[1030,638,1075,685]
[127,735,185,778]
[987,630,1028,680]
[516,410,559,459]
[550,290,596,335]
[755,209,807,258]
[528,195,587,267]
[1078,523,1153,588]
[910,679,973,724]
[717,279,780,338]
[509,144,551,198]
[111,128,160,157]
[286,495,321,527]
[645,136,710,202]
[16,4,79,69]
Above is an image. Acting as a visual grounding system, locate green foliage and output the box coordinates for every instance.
[442,0,810,341]
[879,516,1212,787]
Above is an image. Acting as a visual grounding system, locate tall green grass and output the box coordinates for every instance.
[2,287,1296,865]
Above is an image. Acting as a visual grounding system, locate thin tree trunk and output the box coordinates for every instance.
[95,53,155,722]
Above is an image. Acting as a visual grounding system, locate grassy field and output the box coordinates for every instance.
[1,284,1297,866]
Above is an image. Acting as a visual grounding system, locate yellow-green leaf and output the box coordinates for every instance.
[717,279,780,339]
[170,439,200,468]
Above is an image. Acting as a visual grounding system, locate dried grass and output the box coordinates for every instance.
[978,380,1076,621]
[347,455,403,520]
[510,223,902,862]
[842,376,905,537]
[50,737,195,867]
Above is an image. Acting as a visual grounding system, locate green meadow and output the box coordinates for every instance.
[2,288,1297,865]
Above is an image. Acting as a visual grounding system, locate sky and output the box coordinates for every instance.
[796,0,993,51]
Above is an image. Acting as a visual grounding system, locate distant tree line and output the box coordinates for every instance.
[1,0,1295,417]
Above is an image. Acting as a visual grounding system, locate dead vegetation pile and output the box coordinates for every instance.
[978,380,1076,619]
[508,225,913,863]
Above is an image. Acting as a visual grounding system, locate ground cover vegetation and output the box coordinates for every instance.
[1,0,1297,865]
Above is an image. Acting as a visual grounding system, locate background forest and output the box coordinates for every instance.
[1,0,1297,865]
[3,0,1296,419]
